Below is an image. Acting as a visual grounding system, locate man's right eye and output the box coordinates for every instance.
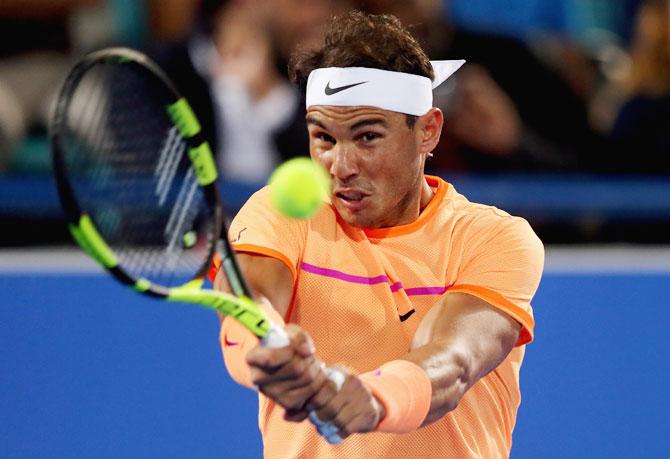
[316,133,336,144]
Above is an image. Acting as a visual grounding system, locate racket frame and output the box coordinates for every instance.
[50,47,270,338]
[51,47,342,444]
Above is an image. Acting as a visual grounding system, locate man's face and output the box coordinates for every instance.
[306,106,429,229]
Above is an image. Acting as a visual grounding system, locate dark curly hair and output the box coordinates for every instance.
[289,10,433,127]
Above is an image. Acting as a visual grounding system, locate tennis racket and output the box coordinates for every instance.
[50,47,342,443]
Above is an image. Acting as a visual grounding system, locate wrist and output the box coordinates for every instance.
[359,360,432,433]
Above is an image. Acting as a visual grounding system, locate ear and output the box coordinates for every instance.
[416,108,443,156]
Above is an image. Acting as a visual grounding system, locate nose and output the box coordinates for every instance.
[329,143,359,183]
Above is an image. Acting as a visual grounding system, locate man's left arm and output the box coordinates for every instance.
[407,291,520,426]
[302,292,520,438]
[303,218,542,438]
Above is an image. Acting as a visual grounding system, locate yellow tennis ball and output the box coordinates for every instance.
[269,158,330,219]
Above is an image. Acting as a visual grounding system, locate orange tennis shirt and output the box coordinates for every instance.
[223,175,544,458]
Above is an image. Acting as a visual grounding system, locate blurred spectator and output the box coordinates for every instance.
[566,0,642,48]
[357,0,606,172]
[591,0,670,173]
[0,1,96,170]
[146,0,201,43]
[0,0,142,172]
[150,0,348,183]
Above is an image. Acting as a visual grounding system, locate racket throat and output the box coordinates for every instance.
[221,255,248,297]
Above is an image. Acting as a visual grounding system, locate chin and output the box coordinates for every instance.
[336,205,371,228]
[343,212,379,229]
[339,212,361,227]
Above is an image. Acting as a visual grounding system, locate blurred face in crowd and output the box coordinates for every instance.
[636,1,670,60]
[627,0,670,91]
[306,105,442,228]
[214,0,348,63]
[269,0,346,58]
[357,0,442,24]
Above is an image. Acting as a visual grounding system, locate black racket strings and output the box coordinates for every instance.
[60,60,214,287]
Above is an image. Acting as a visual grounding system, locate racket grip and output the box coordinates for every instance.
[260,325,290,348]
[260,326,344,444]
[308,368,345,445]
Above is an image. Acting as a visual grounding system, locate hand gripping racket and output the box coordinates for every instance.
[50,47,342,444]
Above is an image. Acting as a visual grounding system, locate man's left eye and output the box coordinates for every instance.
[360,133,380,142]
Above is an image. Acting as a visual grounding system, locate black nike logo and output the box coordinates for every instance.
[399,309,415,322]
[324,81,367,95]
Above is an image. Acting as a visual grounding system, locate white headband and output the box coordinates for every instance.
[305,60,465,116]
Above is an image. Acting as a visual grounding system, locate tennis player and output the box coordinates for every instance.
[212,10,544,458]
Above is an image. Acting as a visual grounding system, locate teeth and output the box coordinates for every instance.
[339,191,363,201]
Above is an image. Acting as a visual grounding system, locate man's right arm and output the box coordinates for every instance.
[214,253,294,319]
[215,252,331,411]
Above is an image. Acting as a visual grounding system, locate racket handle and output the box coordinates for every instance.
[308,367,345,444]
[260,325,290,348]
[260,325,344,444]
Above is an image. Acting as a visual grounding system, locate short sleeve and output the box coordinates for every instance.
[226,186,308,281]
[450,215,544,346]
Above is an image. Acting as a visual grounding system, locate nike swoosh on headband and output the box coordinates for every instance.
[324,80,368,95]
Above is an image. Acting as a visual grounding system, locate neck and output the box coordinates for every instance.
[419,176,435,211]
[373,175,434,229]
[400,175,434,225]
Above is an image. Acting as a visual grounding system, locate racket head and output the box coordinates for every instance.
[50,47,224,296]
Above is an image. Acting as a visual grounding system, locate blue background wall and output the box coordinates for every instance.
[447,0,641,43]
[2,269,669,458]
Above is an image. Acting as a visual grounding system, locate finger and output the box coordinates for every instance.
[321,374,369,436]
[246,344,294,371]
[306,367,347,413]
[284,408,309,422]
[251,354,319,386]
[311,382,348,424]
[285,324,316,357]
[263,382,323,410]
[323,397,358,440]
[283,370,328,407]
[257,364,329,411]
[340,409,380,437]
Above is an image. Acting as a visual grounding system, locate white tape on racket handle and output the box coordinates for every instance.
[260,325,290,348]
[308,368,345,444]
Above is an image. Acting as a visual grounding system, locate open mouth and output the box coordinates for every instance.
[336,190,366,202]
[334,189,370,211]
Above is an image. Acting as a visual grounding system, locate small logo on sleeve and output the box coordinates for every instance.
[223,334,240,347]
[231,227,247,243]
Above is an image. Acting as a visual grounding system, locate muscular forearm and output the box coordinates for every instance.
[402,339,482,426]
[399,293,521,427]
